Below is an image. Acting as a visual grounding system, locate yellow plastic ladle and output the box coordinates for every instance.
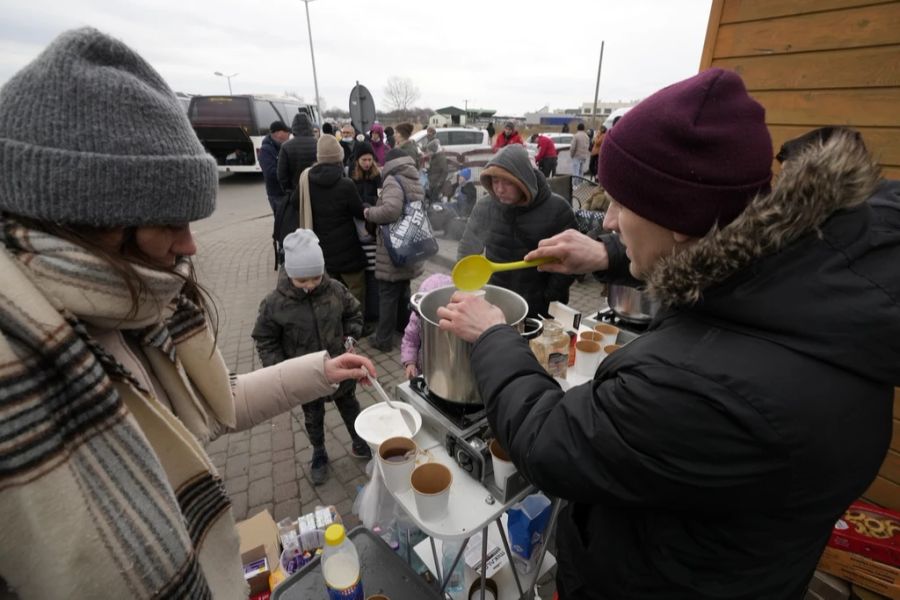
[451,255,556,291]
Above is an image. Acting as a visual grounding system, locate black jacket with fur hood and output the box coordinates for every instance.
[471,131,900,599]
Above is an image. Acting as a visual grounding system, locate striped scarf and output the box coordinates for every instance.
[0,219,246,599]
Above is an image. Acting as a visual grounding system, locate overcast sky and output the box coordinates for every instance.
[0,0,712,115]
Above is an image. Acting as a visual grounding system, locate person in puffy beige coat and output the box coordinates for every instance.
[0,28,377,600]
[364,149,426,351]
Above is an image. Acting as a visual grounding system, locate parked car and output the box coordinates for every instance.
[526,132,576,174]
[526,132,574,155]
[412,127,492,154]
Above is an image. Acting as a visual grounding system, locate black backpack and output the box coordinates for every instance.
[271,189,299,269]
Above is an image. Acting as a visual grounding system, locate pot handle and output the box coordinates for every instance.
[521,317,543,340]
[410,292,425,315]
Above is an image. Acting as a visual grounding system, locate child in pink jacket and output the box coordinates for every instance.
[401,273,453,379]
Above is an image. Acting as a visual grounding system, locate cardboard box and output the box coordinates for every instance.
[818,547,900,599]
[236,510,281,596]
[805,570,850,600]
[241,545,270,596]
[464,531,508,579]
[829,502,900,567]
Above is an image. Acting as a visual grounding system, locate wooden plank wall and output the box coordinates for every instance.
[700,0,900,180]
[701,0,900,511]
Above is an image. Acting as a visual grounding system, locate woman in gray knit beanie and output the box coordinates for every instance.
[0,28,376,600]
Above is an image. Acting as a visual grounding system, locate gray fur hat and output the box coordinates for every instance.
[0,27,217,227]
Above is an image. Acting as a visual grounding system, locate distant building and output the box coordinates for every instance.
[430,106,498,127]
[578,100,635,119]
[429,113,452,127]
[524,100,638,126]
[432,106,468,126]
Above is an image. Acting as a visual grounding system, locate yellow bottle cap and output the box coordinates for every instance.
[324,523,345,546]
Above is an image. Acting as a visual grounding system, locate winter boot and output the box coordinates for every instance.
[310,446,329,486]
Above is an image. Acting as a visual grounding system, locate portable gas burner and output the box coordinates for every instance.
[591,309,647,342]
[397,377,494,483]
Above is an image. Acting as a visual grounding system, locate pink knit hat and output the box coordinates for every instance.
[599,68,773,236]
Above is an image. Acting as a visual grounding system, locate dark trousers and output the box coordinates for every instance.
[363,270,379,322]
[539,157,558,178]
[267,194,285,215]
[301,381,362,448]
[375,279,411,348]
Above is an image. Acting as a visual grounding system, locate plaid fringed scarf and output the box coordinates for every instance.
[0,219,247,599]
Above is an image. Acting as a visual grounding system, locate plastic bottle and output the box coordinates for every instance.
[322,524,363,600]
[441,538,465,594]
[394,506,428,574]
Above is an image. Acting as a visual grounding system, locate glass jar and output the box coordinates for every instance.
[529,320,569,378]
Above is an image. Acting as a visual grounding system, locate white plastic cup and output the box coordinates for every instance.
[574,339,603,377]
[378,436,418,493]
[411,463,452,521]
[489,439,517,494]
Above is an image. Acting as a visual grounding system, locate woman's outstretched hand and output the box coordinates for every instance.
[325,353,377,384]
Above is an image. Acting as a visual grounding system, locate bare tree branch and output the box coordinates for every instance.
[383,76,421,113]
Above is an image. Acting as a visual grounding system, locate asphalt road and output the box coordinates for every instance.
[195,173,272,237]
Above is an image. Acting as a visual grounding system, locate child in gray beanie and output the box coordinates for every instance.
[253,228,371,486]
[0,27,376,600]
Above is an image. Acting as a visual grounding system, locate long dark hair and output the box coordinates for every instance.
[351,155,381,182]
[15,216,219,336]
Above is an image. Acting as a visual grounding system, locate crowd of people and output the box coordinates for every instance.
[3,25,899,600]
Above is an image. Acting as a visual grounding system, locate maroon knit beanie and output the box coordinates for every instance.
[599,68,772,237]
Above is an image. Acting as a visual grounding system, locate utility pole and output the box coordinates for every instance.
[590,41,605,130]
[300,0,322,121]
[464,98,470,125]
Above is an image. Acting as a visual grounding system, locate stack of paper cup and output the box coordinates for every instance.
[574,340,603,377]
[593,323,620,347]
[489,439,517,494]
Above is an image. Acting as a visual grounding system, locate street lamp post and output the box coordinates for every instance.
[214,71,238,95]
[300,0,322,121]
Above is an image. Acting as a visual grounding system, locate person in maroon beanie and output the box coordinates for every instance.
[437,68,900,599]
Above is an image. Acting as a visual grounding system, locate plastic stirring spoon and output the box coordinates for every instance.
[451,254,556,291]
[362,366,416,436]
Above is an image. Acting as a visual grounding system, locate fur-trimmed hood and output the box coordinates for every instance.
[649,130,880,304]
[645,129,900,385]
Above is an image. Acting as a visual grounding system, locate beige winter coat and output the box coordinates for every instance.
[570,130,591,160]
[365,154,426,282]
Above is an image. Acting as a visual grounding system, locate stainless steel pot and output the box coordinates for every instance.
[410,285,541,405]
[607,284,660,324]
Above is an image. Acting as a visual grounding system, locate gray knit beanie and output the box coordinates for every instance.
[316,134,344,164]
[0,27,217,227]
[283,229,324,278]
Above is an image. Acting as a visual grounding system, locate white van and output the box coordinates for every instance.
[189,95,321,173]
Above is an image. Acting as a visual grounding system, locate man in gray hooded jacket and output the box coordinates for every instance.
[458,144,576,317]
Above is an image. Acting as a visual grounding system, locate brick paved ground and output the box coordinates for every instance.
[195,179,605,595]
